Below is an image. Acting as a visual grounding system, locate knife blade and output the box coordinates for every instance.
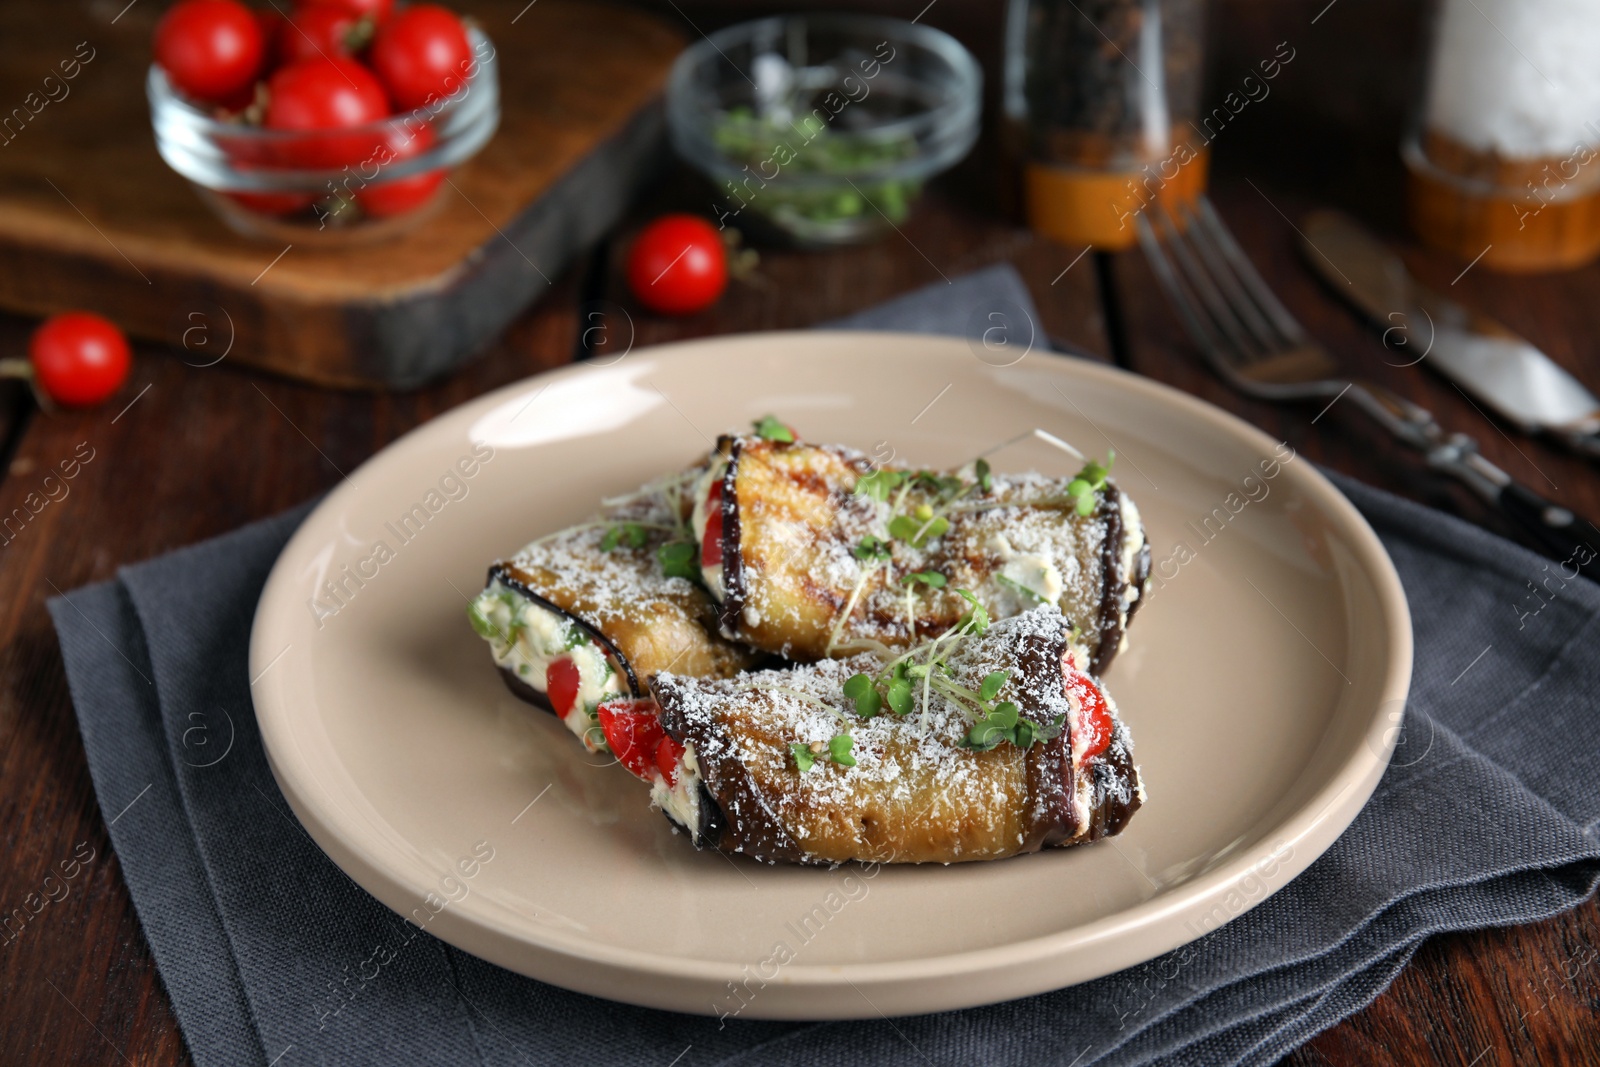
[1299,210,1600,459]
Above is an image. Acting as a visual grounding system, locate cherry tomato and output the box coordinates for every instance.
[277,6,365,66]
[700,479,724,567]
[597,699,666,781]
[1065,667,1112,761]
[355,122,445,218]
[655,734,685,786]
[370,4,473,112]
[298,0,394,25]
[264,58,390,168]
[255,8,287,69]
[626,215,727,316]
[545,656,581,719]
[28,313,131,408]
[154,0,265,105]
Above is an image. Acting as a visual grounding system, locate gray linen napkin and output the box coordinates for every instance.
[51,265,1600,1067]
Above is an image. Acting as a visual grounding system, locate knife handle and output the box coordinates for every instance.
[1495,482,1600,581]
[1555,427,1600,464]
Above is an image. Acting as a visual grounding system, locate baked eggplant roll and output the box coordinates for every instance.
[691,434,1150,674]
[639,606,1142,866]
[469,472,762,752]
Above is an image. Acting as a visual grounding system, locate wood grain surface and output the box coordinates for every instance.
[0,0,681,387]
[0,0,1596,1063]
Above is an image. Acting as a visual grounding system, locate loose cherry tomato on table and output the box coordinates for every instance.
[370,4,473,112]
[277,6,369,66]
[154,0,265,104]
[264,57,391,168]
[22,312,132,408]
[355,122,445,218]
[626,215,728,316]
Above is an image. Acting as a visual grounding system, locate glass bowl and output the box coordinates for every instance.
[666,14,981,247]
[148,27,499,245]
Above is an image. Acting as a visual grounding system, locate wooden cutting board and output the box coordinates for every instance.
[0,0,682,389]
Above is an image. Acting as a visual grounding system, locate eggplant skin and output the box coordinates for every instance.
[651,609,1142,866]
[715,436,877,658]
[490,508,762,702]
[712,436,1148,672]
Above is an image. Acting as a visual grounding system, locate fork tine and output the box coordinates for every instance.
[1149,200,1268,365]
[1135,213,1232,367]
[1191,197,1307,346]
[1173,200,1282,356]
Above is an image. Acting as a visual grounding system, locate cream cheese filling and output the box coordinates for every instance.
[469,578,627,752]
[650,743,703,831]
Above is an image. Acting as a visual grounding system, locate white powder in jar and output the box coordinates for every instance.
[1424,0,1600,159]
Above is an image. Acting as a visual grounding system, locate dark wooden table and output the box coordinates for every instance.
[3,15,1599,1067]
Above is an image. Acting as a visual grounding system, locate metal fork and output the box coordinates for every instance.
[1137,196,1600,578]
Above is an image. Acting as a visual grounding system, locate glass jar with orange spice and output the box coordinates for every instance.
[1003,0,1208,250]
[1405,0,1600,272]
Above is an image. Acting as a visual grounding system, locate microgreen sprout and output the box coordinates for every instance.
[962,704,1066,751]
[913,471,964,502]
[885,672,914,715]
[954,589,989,635]
[1066,451,1115,516]
[900,570,946,588]
[888,513,950,547]
[975,457,993,493]
[657,541,699,580]
[842,672,882,717]
[753,415,795,443]
[855,468,909,501]
[562,627,591,650]
[790,734,856,771]
[996,573,1048,604]
[599,522,649,552]
[853,535,891,561]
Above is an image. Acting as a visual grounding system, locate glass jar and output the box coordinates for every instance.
[1405,0,1600,272]
[1004,0,1208,250]
[148,26,500,245]
[666,14,981,247]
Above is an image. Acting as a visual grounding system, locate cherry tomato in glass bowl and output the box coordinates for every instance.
[298,0,394,25]
[154,0,265,105]
[255,8,287,68]
[263,58,391,169]
[626,215,728,316]
[355,123,445,218]
[277,6,368,66]
[25,312,131,409]
[370,4,473,112]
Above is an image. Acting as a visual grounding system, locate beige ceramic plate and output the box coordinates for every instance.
[251,332,1411,1019]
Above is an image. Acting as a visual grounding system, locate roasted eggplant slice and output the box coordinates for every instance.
[470,472,763,751]
[645,606,1143,866]
[691,435,1150,674]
